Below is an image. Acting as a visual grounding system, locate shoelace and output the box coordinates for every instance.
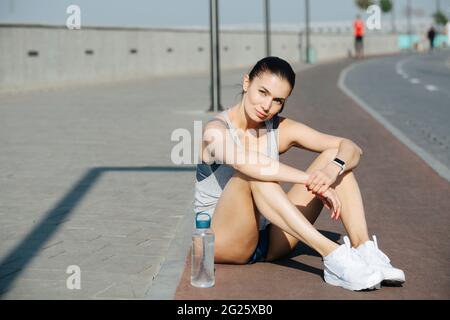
[343,236,367,267]
[344,235,391,264]
[371,235,391,263]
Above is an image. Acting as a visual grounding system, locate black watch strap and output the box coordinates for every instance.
[332,158,346,175]
[333,158,345,166]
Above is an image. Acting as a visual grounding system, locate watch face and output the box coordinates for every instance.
[334,158,345,166]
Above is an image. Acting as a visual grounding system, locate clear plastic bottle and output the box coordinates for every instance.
[190,212,215,288]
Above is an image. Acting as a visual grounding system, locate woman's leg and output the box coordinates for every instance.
[211,172,260,264]
[267,148,370,261]
[212,170,340,265]
[248,179,338,258]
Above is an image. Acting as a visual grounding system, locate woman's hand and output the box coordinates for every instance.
[306,164,340,195]
[315,188,341,220]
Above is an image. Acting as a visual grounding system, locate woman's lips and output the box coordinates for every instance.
[256,110,267,119]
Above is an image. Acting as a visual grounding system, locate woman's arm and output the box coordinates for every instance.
[282,117,362,164]
[281,118,363,193]
[203,123,311,185]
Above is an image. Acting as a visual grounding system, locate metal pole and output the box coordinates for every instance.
[391,0,396,33]
[305,0,311,63]
[209,0,223,112]
[406,0,411,49]
[264,0,271,56]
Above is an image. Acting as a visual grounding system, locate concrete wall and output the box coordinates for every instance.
[0,25,399,93]
[307,33,399,61]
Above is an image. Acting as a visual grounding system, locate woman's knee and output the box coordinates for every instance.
[316,149,356,187]
[231,171,253,187]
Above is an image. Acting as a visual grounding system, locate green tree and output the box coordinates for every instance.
[433,10,448,26]
[379,0,392,13]
[355,0,374,10]
[379,0,394,32]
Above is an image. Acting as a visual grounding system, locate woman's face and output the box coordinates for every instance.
[242,72,292,123]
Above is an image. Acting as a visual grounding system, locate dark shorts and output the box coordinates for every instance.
[355,36,364,50]
[247,225,270,264]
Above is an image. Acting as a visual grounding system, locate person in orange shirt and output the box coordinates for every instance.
[353,15,365,58]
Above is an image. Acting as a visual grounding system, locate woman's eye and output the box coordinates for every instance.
[259,90,267,96]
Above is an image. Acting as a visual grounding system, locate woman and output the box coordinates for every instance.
[194,56,405,291]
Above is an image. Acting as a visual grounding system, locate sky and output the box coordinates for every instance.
[0,0,448,29]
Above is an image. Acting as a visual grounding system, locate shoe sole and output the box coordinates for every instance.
[324,272,383,291]
[381,279,405,286]
[381,270,406,286]
[357,282,381,291]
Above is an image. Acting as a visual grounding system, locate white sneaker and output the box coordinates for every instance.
[355,235,406,285]
[323,237,383,291]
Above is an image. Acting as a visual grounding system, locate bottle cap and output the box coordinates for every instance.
[195,212,211,229]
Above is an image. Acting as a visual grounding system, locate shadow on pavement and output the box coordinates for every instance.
[271,230,341,279]
[0,165,195,297]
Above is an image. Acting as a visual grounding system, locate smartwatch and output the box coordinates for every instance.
[332,158,346,176]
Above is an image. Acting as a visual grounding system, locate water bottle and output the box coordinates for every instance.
[190,212,215,288]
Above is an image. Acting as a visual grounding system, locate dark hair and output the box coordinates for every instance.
[245,56,296,113]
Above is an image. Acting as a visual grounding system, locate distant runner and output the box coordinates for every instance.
[353,15,365,58]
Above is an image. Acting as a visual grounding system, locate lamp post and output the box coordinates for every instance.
[406,0,412,49]
[209,0,223,112]
[264,0,271,57]
[391,0,396,33]
[305,0,311,63]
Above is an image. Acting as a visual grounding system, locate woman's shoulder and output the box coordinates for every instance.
[202,112,230,141]
[205,113,228,130]
[274,115,300,130]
